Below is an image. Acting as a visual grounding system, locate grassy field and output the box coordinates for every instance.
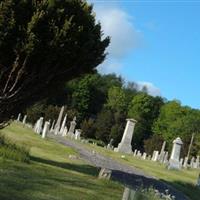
[70,138,200,200]
[0,123,123,200]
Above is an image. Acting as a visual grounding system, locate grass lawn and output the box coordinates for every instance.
[70,138,200,200]
[0,123,123,200]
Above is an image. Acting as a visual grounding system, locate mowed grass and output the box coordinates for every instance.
[70,139,200,200]
[0,123,123,200]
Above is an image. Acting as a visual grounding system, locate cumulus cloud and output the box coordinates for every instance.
[94,6,142,59]
[98,59,123,75]
[137,81,161,97]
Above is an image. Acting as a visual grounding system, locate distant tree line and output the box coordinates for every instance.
[25,73,200,158]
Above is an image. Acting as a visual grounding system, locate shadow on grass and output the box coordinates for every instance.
[111,170,189,200]
[0,159,104,200]
[30,156,99,177]
[161,179,200,200]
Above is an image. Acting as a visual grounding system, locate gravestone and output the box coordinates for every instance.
[107,138,114,150]
[133,149,137,157]
[75,129,81,140]
[159,141,166,163]
[115,119,137,154]
[68,117,77,137]
[152,150,159,162]
[190,157,195,168]
[136,150,142,158]
[168,137,183,170]
[163,151,169,164]
[98,168,112,180]
[194,156,200,169]
[42,121,50,139]
[60,114,67,135]
[142,152,147,160]
[183,157,188,168]
[122,187,136,200]
[54,106,65,135]
[34,119,39,133]
[147,155,151,160]
[34,117,44,134]
[180,158,184,167]
[62,126,68,137]
[50,120,55,132]
[22,115,27,125]
[17,113,21,122]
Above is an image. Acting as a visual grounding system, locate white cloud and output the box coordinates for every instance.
[94,6,142,59]
[98,59,123,75]
[137,81,161,97]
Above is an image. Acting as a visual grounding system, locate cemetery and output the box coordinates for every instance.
[1,109,200,199]
[0,1,200,200]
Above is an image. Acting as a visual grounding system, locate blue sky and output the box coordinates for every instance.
[89,0,200,109]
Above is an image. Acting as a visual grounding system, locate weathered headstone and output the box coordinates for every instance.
[60,114,67,135]
[133,149,137,157]
[122,187,136,200]
[75,129,81,140]
[163,151,169,165]
[34,117,44,134]
[136,150,142,158]
[194,156,200,169]
[147,155,151,160]
[190,157,195,168]
[50,120,55,132]
[180,158,184,167]
[107,138,114,150]
[17,113,21,122]
[54,106,65,135]
[115,119,137,154]
[152,150,159,162]
[42,121,50,139]
[98,168,112,180]
[142,152,147,160]
[183,157,188,168]
[62,126,68,137]
[159,141,166,163]
[22,115,27,125]
[68,117,77,137]
[168,137,183,170]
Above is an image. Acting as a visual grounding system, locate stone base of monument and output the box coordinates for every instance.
[116,142,133,154]
[98,168,112,180]
[168,159,181,170]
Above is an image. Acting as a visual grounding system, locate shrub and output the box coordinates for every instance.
[81,118,96,139]
[0,134,30,163]
[87,138,106,147]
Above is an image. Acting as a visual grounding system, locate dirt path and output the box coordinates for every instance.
[49,134,189,200]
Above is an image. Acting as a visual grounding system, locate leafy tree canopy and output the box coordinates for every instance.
[0,0,109,126]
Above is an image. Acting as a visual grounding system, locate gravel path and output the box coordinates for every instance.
[48,134,189,200]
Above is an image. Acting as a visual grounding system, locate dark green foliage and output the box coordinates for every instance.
[110,111,126,146]
[128,93,164,150]
[153,101,200,156]
[87,138,105,147]
[26,102,61,124]
[81,118,96,139]
[0,134,30,163]
[106,86,127,112]
[95,108,114,143]
[0,0,109,126]
[24,70,200,156]
[144,134,164,155]
[66,73,124,121]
